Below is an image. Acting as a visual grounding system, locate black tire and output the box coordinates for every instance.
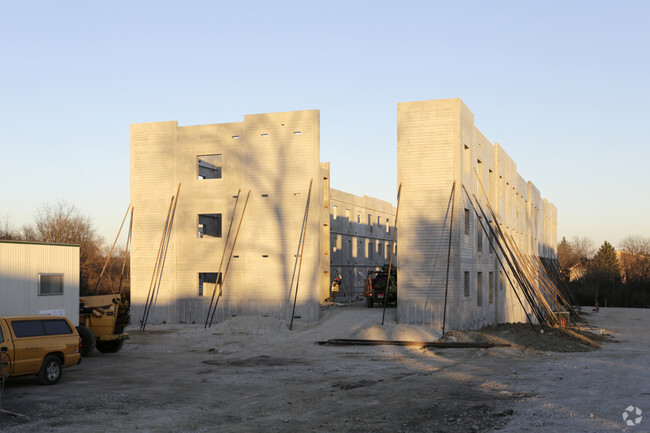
[96,339,124,353]
[366,297,373,308]
[76,325,96,357]
[38,355,62,385]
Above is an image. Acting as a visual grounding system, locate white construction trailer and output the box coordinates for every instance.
[0,240,80,326]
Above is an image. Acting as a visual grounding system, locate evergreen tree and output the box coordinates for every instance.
[557,237,574,280]
[592,241,621,280]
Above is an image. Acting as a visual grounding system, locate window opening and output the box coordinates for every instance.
[464,272,470,297]
[489,272,494,304]
[197,154,222,179]
[464,209,470,235]
[477,272,483,306]
[198,214,222,238]
[39,274,63,295]
[198,272,222,297]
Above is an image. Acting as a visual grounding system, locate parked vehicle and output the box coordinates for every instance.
[363,264,397,308]
[77,294,130,356]
[0,316,81,385]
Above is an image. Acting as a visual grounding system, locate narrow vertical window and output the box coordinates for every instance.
[464,145,470,173]
[477,272,483,306]
[464,209,470,235]
[477,217,483,252]
[489,222,495,254]
[332,205,338,220]
[489,272,494,304]
[368,214,373,232]
[464,271,470,297]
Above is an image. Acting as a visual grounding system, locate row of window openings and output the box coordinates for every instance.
[463,209,494,254]
[464,271,501,306]
[332,239,396,260]
[332,206,391,233]
[464,148,535,220]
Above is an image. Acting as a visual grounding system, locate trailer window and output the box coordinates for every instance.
[39,274,63,295]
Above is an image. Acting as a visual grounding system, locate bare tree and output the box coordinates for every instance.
[0,215,19,240]
[619,236,650,256]
[619,236,650,283]
[26,201,105,293]
[571,236,595,260]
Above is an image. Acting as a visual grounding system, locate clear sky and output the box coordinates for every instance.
[1,1,648,250]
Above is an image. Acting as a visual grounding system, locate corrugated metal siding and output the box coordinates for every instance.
[0,242,80,325]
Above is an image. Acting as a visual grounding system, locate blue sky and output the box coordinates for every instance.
[1,1,648,249]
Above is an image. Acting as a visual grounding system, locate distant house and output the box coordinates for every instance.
[568,260,587,282]
[0,240,80,325]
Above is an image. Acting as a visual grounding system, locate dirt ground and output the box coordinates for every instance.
[1,305,649,432]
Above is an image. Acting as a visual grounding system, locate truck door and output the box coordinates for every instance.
[0,321,14,380]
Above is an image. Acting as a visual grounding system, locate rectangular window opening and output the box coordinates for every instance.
[198,272,222,297]
[489,272,494,304]
[464,209,470,235]
[464,271,470,297]
[477,217,483,252]
[261,133,269,137]
[197,154,222,180]
[39,274,63,296]
[198,213,222,238]
[293,131,302,135]
[477,272,483,306]
[232,135,240,139]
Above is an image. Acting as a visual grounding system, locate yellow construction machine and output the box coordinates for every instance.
[77,294,130,356]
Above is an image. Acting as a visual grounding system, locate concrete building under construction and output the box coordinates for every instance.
[130,110,396,325]
[397,98,557,329]
[130,99,557,329]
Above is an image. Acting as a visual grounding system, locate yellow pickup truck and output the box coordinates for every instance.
[0,316,81,385]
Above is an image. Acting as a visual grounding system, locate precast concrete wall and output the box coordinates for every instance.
[131,110,327,324]
[329,189,397,300]
[397,98,557,330]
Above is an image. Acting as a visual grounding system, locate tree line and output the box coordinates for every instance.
[1,201,129,297]
[557,236,650,308]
